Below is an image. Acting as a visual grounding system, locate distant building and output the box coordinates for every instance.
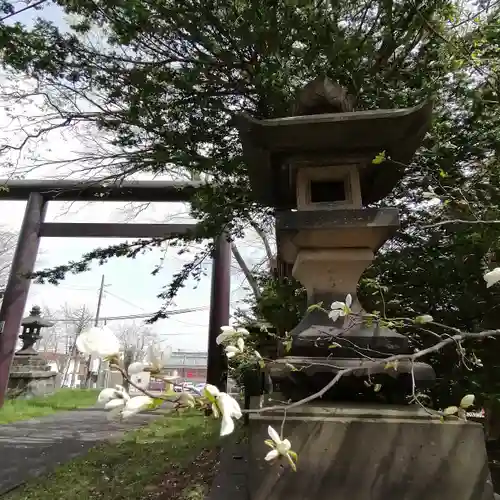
[105,350,209,391]
[163,350,207,383]
[39,352,87,388]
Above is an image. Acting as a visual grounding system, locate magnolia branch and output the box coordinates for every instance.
[109,363,189,405]
[245,327,500,414]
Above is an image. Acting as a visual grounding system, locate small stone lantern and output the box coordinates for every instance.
[16,305,54,356]
[235,77,435,402]
[8,305,57,398]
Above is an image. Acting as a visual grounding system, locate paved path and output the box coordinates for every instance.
[208,437,249,500]
[0,408,159,495]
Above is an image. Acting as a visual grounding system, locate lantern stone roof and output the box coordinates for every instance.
[234,100,433,209]
[21,305,54,327]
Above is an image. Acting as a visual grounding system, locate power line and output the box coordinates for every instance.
[103,290,147,311]
[50,306,209,323]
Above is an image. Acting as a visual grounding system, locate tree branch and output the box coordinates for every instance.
[249,220,274,264]
[0,0,48,22]
[246,328,500,414]
[423,219,500,228]
[230,241,261,299]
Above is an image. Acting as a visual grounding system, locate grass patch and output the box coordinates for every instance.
[0,389,100,424]
[5,412,219,500]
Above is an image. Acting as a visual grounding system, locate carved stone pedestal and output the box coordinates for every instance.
[7,355,57,399]
[248,400,494,500]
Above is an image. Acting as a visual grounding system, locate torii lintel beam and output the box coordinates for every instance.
[0,179,205,202]
[40,223,197,238]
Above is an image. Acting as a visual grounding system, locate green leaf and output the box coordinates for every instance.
[385,361,399,371]
[283,339,293,353]
[372,151,386,165]
[149,398,165,410]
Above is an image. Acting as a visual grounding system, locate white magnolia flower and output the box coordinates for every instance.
[443,395,475,419]
[264,426,297,471]
[484,268,500,288]
[328,294,353,322]
[225,337,245,359]
[254,350,262,360]
[178,392,196,407]
[460,394,475,409]
[121,395,154,419]
[415,314,433,324]
[76,326,120,358]
[97,385,131,412]
[143,344,171,373]
[127,362,145,375]
[105,398,126,411]
[216,326,249,345]
[204,384,242,436]
[97,388,118,405]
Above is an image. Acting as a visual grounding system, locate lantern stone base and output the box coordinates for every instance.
[7,355,57,399]
[248,400,494,500]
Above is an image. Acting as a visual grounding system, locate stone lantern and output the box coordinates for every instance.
[235,78,494,500]
[8,305,58,398]
[235,77,435,403]
[16,305,54,356]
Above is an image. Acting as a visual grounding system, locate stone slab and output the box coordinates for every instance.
[248,403,494,500]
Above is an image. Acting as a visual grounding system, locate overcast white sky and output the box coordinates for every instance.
[0,2,271,353]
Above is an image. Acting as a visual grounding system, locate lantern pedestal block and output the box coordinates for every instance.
[7,355,57,399]
[247,400,495,500]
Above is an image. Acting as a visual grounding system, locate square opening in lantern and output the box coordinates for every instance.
[309,179,346,203]
[296,164,361,210]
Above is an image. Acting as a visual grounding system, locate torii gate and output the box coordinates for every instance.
[0,179,230,407]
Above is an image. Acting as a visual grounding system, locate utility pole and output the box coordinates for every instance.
[83,275,105,388]
[94,275,105,328]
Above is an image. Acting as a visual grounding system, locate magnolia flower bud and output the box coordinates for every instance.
[415,314,433,324]
[460,394,475,409]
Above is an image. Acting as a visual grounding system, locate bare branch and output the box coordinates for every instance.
[0,0,48,22]
[249,219,274,264]
[231,241,261,299]
[423,219,500,228]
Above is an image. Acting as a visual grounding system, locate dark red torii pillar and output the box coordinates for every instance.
[0,193,47,406]
[206,233,231,391]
